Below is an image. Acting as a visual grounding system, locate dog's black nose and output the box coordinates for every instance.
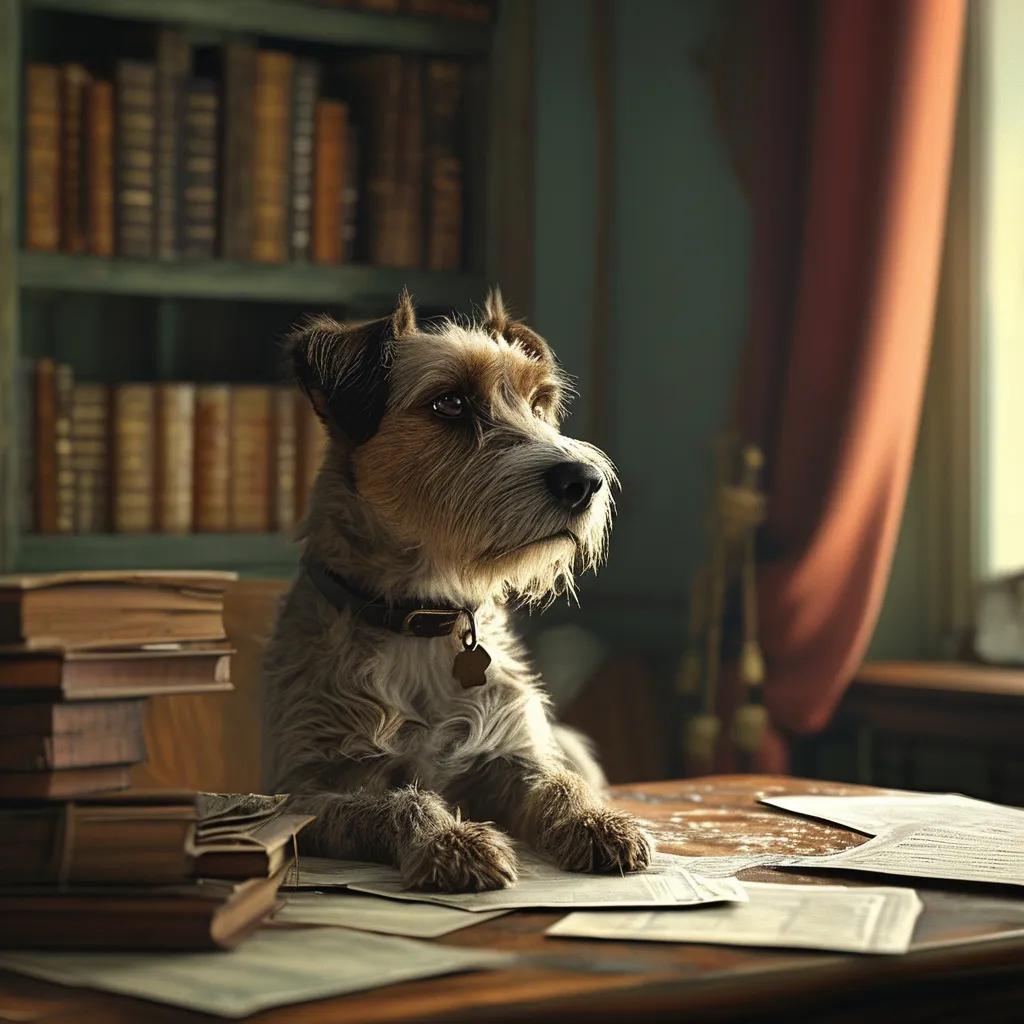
[545,462,604,512]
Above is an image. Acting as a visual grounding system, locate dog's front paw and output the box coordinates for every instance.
[400,820,518,893]
[538,808,654,874]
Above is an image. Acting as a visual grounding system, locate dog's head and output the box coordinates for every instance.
[290,289,616,605]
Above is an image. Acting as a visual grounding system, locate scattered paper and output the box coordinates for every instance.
[282,856,396,890]
[350,849,747,912]
[0,928,509,1019]
[547,881,924,955]
[652,853,802,878]
[274,891,509,938]
[761,792,1024,836]
[789,823,1024,889]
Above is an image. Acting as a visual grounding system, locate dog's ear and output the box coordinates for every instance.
[480,287,553,364]
[289,291,417,445]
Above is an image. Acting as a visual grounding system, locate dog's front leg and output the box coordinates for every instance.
[290,785,518,892]
[450,757,654,874]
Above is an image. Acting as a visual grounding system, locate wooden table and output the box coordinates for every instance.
[4,774,1024,1023]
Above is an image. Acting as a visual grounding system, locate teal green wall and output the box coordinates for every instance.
[532,0,750,654]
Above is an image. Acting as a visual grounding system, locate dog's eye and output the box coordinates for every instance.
[432,393,465,419]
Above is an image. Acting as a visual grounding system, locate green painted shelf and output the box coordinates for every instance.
[18,252,488,308]
[26,0,492,54]
[16,533,301,577]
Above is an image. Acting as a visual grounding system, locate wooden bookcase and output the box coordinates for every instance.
[0,0,532,578]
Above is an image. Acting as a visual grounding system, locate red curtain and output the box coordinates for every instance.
[711,0,966,773]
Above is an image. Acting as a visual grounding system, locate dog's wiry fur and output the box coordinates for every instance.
[263,289,654,892]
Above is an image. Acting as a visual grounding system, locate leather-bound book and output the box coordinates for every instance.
[219,39,256,261]
[24,64,61,252]
[288,58,320,261]
[60,63,90,253]
[115,60,157,258]
[229,386,271,532]
[17,358,36,534]
[251,51,294,263]
[33,358,58,534]
[311,98,346,264]
[341,120,360,262]
[85,79,115,257]
[111,383,156,533]
[70,382,111,533]
[271,386,298,532]
[193,384,232,532]
[155,27,191,261]
[425,59,464,270]
[155,383,197,534]
[53,363,75,535]
[177,77,219,260]
[398,56,425,267]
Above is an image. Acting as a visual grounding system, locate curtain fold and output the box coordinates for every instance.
[711,0,966,773]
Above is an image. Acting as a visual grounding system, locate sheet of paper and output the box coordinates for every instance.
[547,881,924,955]
[789,823,1024,888]
[274,891,509,937]
[653,853,802,878]
[761,792,1024,836]
[0,928,509,1019]
[350,849,748,912]
[282,856,396,889]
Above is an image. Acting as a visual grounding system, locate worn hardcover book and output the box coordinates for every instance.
[155,27,191,261]
[193,384,232,532]
[155,383,197,534]
[342,121,361,262]
[17,358,36,535]
[219,39,256,261]
[53,363,76,535]
[229,386,271,532]
[111,383,156,533]
[60,63,91,253]
[425,59,464,270]
[0,642,233,700]
[271,386,298,532]
[398,56,425,267]
[312,98,346,264]
[177,77,219,260]
[32,358,58,534]
[0,570,234,651]
[85,79,115,257]
[24,64,61,252]
[288,58,320,261]
[251,51,294,262]
[70,382,111,534]
[115,60,157,258]
[0,764,131,800]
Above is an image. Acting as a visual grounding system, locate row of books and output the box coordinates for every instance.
[22,358,326,536]
[25,32,467,269]
[0,570,310,950]
[311,0,493,20]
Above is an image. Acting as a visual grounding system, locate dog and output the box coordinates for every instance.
[263,289,654,893]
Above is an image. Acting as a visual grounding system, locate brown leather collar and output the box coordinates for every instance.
[305,560,475,642]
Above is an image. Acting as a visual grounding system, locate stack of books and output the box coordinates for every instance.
[0,570,312,950]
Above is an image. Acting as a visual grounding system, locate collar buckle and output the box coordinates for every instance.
[401,608,461,638]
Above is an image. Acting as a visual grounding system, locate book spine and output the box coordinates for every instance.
[17,358,36,535]
[425,60,464,271]
[229,385,271,532]
[193,384,232,532]
[85,79,115,258]
[54,363,76,535]
[178,78,219,261]
[399,57,425,268]
[251,51,294,263]
[220,40,256,261]
[312,99,345,265]
[70,382,111,533]
[60,63,90,253]
[296,394,327,520]
[155,28,191,261]
[115,60,157,259]
[112,384,156,533]
[24,65,61,252]
[288,59,320,262]
[341,121,360,263]
[155,383,197,534]
[271,386,298,532]
[33,358,58,533]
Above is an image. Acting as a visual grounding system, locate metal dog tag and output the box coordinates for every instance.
[453,645,491,688]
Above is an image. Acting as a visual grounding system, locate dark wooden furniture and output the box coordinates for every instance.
[4,774,1024,1022]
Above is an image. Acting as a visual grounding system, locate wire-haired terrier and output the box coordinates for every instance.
[264,289,654,892]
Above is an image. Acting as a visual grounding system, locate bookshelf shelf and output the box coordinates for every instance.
[17,533,300,577]
[18,252,488,307]
[26,0,492,55]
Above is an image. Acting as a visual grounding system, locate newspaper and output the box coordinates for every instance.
[350,849,747,912]
[761,792,1024,836]
[789,822,1024,888]
[274,891,509,937]
[0,928,509,1019]
[547,881,923,955]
